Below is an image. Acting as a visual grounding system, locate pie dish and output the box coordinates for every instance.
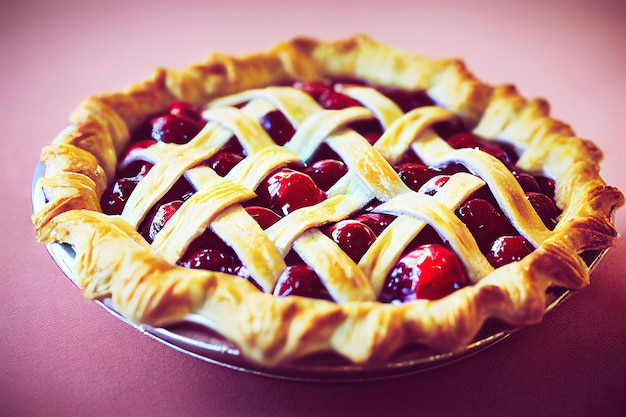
[32,35,624,368]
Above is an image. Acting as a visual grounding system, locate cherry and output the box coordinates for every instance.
[101,162,153,215]
[150,113,204,144]
[139,200,183,243]
[378,88,435,113]
[457,198,517,252]
[274,265,332,300]
[221,137,246,157]
[526,192,560,230]
[447,132,511,164]
[379,244,468,303]
[284,249,305,266]
[536,176,557,200]
[304,159,348,191]
[324,220,377,263]
[101,178,139,215]
[260,110,295,145]
[163,177,196,203]
[309,143,341,163]
[420,175,451,196]
[353,212,395,236]
[293,81,331,101]
[318,90,362,110]
[487,235,534,268]
[116,160,153,179]
[255,168,325,215]
[184,228,234,257]
[178,248,240,274]
[245,206,281,229]
[122,139,157,160]
[513,171,541,193]
[205,151,243,176]
[168,101,203,121]
[395,162,440,192]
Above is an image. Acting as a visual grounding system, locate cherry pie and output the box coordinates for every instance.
[33,35,624,367]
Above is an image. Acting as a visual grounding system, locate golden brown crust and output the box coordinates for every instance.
[32,35,624,366]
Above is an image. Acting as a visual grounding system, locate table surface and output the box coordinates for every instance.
[2,0,625,416]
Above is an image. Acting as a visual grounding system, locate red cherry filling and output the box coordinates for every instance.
[456,198,518,253]
[526,192,560,230]
[150,113,205,144]
[395,162,441,192]
[514,171,541,193]
[487,235,534,268]
[245,206,281,229]
[379,244,468,303]
[138,177,196,242]
[304,159,348,191]
[274,265,332,300]
[101,161,153,215]
[447,132,513,165]
[260,110,295,145]
[255,168,325,216]
[140,200,183,243]
[168,101,203,121]
[377,87,436,113]
[103,88,564,305]
[122,138,157,160]
[205,151,243,176]
[324,220,376,263]
[352,212,395,236]
[178,248,240,274]
[293,81,329,100]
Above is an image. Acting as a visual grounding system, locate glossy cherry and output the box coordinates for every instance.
[245,206,281,229]
[150,113,205,144]
[274,265,332,300]
[526,192,560,230]
[536,176,557,199]
[456,198,517,252]
[293,81,330,100]
[380,244,468,303]
[395,162,440,192]
[101,162,153,215]
[255,168,325,216]
[184,228,234,257]
[353,212,395,236]
[122,139,157,160]
[325,220,377,263]
[260,110,295,145]
[318,90,361,110]
[514,171,541,193]
[379,88,435,113]
[304,159,348,191]
[168,101,203,121]
[420,175,451,196]
[487,235,534,268]
[206,151,243,176]
[140,200,183,243]
[447,132,511,165]
[178,248,241,274]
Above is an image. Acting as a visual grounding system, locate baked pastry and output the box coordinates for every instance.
[33,35,624,367]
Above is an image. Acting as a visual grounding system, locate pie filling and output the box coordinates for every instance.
[100,80,561,305]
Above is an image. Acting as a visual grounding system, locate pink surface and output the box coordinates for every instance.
[2,0,625,415]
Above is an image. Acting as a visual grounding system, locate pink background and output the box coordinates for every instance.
[2,0,625,415]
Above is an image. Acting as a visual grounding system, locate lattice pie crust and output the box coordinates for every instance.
[33,35,623,366]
